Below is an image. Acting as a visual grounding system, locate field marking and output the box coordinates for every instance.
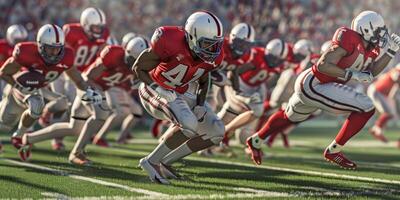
[2,158,166,197]
[102,146,400,186]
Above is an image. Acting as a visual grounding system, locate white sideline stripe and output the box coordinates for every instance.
[104,147,400,186]
[192,157,400,186]
[3,159,166,197]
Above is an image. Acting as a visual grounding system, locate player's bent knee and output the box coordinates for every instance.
[285,105,310,123]
[180,117,198,138]
[201,118,225,145]
[27,96,45,119]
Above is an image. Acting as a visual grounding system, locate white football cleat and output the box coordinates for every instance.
[139,157,170,184]
[160,163,181,179]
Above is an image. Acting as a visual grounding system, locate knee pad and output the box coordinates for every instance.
[285,104,310,123]
[27,95,45,119]
[179,116,198,138]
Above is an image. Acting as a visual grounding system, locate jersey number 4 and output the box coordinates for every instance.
[161,64,205,88]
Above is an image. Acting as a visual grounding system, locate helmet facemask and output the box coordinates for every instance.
[39,43,65,65]
[368,25,388,48]
[191,35,223,63]
[264,53,284,68]
[88,24,105,39]
[230,37,253,57]
[124,54,136,68]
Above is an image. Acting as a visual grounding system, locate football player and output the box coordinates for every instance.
[133,11,225,184]
[247,11,400,169]
[367,64,400,142]
[19,33,145,165]
[218,38,288,147]
[263,39,320,147]
[0,24,101,160]
[91,37,148,146]
[121,32,136,48]
[47,7,110,149]
[0,24,28,152]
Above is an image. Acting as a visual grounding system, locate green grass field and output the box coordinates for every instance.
[1,124,400,199]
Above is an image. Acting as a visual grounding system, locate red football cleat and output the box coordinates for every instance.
[246,136,264,165]
[369,127,388,143]
[92,137,110,147]
[18,144,32,162]
[324,149,357,170]
[51,139,65,151]
[11,136,23,149]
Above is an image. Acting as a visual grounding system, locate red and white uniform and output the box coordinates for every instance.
[63,23,110,72]
[92,45,133,91]
[149,26,223,94]
[367,66,400,115]
[90,45,142,117]
[220,37,249,71]
[286,27,377,122]
[0,42,74,131]
[139,26,224,138]
[0,39,14,66]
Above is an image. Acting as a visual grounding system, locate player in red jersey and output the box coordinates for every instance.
[218,38,289,148]
[47,7,110,149]
[0,24,28,152]
[263,39,320,148]
[0,24,101,160]
[367,64,400,143]
[247,11,400,169]
[90,37,148,146]
[133,11,225,184]
[19,35,146,165]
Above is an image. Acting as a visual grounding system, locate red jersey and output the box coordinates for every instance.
[91,45,133,91]
[0,39,14,66]
[12,42,74,87]
[312,27,380,83]
[285,43,296,64]
[240,47,284,87]
[374,66,400,96]
[63,23,110,72]
[219,37,249,71]
[150,26,224,94]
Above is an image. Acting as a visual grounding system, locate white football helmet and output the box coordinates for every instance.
[293,39,314,62]
[229,23,255,56]
[125,36,149,67]
[121,32,136,48]
[36,24,65,65]
[185,11,224,63]
[320,40,332,53]
[6,24,28,46]
[80,7,106,39]
[265,38,288,67]
[351,10,388,47]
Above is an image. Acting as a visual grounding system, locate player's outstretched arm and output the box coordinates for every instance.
[315,45,347,79]
[83,58,106,89]
[0,57,21,86]
[65,66,90,91]
[132,48,160,85]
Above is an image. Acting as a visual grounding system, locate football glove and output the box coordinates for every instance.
[81,87,103,105]
[384,33,400,58]
[149,82,177,102]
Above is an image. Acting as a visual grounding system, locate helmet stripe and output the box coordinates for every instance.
[279,39,285,56]
[246,23,251,39]
[51,24,59,43]
[95,8,103,23]
[203,11,221,37]
[142,37,149,48]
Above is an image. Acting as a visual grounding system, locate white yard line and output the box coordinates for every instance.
[103,147,400,186]
[3,158,166,197]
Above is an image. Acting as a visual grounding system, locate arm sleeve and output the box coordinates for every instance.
[331,27,354,53]
[150,27,170,60]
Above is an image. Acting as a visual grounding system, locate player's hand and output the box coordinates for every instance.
[193,105,207,122]
[348,70,373,83]
[14,82,37,94]
[149,83,177,102]
[384,33,400,57]
[82,87,103,105]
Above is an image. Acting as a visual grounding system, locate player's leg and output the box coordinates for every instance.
[117,95,143,143]
[69,91,111,165]
[138,84,199,184]
[160,103,224,177]
[367,84,393,142]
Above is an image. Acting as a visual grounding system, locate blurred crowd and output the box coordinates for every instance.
[1,0,400,48]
